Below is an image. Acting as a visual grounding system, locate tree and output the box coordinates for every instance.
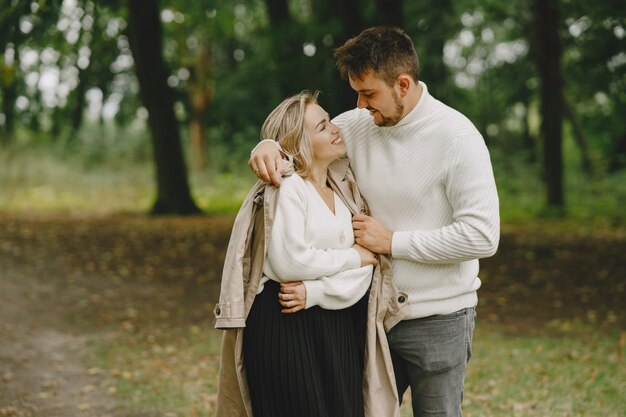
[533,0,565,209]
[263,0,300,99]
[0,2,29,143]
[375,0,403,27]
[126,0,200,214]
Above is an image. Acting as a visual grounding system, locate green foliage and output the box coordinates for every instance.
[0,0,624,216]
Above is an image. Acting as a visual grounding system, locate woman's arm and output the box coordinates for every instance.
[266,184,362,282]
[278,265,373,313]
[303,265,373,309]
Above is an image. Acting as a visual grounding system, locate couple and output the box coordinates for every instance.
[215,26,500,417]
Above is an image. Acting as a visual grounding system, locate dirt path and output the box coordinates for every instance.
[0,214,233,417]
[0,263,118,417]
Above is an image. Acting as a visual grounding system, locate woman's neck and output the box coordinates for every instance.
[310,163,330,188]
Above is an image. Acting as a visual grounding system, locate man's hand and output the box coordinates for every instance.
[278,281,306,313]
[352,214,393,254]
[248,141,283,186]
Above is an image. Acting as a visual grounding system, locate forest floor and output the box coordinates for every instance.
[0,213,624,417]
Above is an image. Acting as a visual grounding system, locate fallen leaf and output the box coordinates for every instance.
[81,384,96,393]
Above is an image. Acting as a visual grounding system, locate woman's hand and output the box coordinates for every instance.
[352,243,379,267]
[278,281,307,313]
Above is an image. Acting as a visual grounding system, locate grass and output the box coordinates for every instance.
[462,327,625,417]
[2,137,626,226]
[91,327,222,417]
[0,143,256,215]
[89,322,625,417]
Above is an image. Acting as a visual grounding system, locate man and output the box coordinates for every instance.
[249,26,499,417]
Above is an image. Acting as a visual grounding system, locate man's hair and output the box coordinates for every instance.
[334,26,419,86]
[260,91,319,179]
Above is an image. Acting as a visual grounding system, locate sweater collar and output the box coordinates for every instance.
[393,81,431,128]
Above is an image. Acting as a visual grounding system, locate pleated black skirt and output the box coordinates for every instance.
[243,279,367,417]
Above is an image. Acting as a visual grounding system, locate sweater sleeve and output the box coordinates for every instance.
[391,133,500,263]
[266,183,361,282]
[302,265,373,310]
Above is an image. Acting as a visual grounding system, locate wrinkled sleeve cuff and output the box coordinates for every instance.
[391,231,412,259]
[251,139,282,156]
[347,248,361,269]
[303,280,324,309]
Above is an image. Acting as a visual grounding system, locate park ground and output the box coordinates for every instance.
[0,213,624,417]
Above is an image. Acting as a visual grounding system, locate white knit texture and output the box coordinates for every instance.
[261,174,373,309]
[333,82,500,319]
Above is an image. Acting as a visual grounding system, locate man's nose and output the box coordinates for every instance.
[356,94,367,109]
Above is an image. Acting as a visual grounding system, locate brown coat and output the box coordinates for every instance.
[214,158,409,417]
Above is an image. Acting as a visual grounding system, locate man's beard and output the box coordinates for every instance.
[374,92,404,127]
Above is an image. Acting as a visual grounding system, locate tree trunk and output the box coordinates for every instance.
[335,0,367,112]
[187,42,213,171]
[264,0,300,98]
[375,0,403,27]
[419,0,453,101]
[521,85,536,163]
[608,133,626,172]
[265,0,289,23]
[69,2,96,137]
[126,0,200,215]
[1,70,17,143]
[534,0,564,209]
[71,70,87,132]
[563,98,593,176]
[0,3,26,144]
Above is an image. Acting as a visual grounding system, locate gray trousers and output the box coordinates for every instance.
[387,307,476,417]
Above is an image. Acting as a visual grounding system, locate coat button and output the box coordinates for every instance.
[398,295,406,303]
[216,307,221,316]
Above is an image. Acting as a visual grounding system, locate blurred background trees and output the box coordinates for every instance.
[0,0,624,216]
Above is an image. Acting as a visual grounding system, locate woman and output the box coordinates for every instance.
[214,91,405,417]
[242,91,376,417]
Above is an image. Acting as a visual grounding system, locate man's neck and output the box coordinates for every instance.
[400,82,423,120]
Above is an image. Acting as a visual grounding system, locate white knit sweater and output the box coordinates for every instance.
[333,82,500,319]
[261,174,373,309]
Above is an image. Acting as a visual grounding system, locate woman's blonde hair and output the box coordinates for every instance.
[260,91,319,179]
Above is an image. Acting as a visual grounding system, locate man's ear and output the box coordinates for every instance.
[396,75,412,97]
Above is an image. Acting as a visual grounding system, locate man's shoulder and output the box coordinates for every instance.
[332,108,369,128]
[429,99,481,139]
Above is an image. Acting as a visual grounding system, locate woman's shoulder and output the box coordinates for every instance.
[275,173,310,201]
[280,172,307,190]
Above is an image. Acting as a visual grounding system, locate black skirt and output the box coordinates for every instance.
[243,279,367,417]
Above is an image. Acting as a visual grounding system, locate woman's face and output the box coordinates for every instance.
[304,103,346,164]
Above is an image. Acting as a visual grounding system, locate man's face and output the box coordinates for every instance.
[349,70,404,127]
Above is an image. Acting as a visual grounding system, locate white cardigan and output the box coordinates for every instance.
[260,173,373,309]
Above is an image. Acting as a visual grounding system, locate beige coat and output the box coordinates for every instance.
[214,158,409,417]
